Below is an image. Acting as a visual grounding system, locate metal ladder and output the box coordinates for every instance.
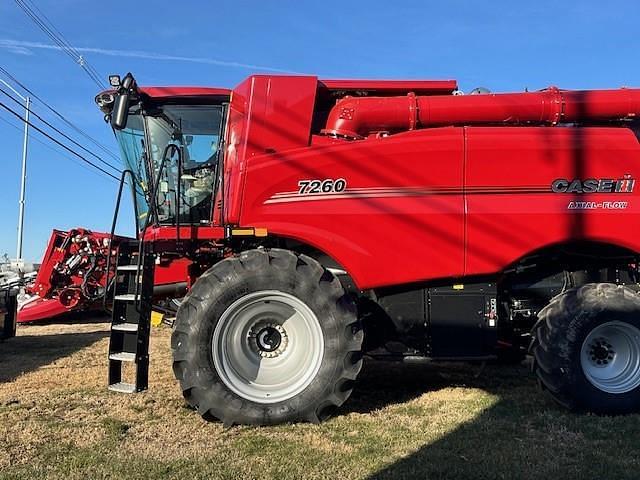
[107,239,155,393]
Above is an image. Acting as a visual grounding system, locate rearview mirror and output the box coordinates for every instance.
[111,92,130,130]
[110,72,137,130]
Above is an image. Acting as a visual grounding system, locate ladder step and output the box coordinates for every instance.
[112,322,138,332]
[162,316,176,327]
[117,265,139,271]
[114,294,140,301]
[108,241,152,395]
[108,382,137,394]
[109,352,136,362]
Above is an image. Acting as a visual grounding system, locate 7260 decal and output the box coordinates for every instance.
[297,178,347,195]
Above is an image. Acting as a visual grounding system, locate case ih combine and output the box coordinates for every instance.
[94,73,640,425]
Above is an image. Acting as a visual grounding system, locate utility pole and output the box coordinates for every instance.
[0,78,30,263]
[16,96,30,263]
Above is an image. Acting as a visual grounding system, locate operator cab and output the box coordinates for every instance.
[96,74,230,230]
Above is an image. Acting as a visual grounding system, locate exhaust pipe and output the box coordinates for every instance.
[322,87,640,139]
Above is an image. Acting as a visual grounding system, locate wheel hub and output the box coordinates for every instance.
[588,338,615,365]
[580,321,640,394]
[248,322,288,358]
[212,290,324,404]
[257,326,281,351]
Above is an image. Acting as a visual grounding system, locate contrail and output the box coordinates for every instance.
[0,39,304,74]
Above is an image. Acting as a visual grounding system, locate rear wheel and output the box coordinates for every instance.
[530,283,640,414]
[171,248,363,425]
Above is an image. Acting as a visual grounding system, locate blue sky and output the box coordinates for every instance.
[1,0,639,261]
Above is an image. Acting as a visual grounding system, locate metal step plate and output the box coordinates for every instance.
[109,352,136,362]
[111,322,138,332]
[114,294,140,302]
[117,265,139,271]
[108,382,136,393]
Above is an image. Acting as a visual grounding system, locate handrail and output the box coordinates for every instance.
[104,146,180,313]
[103,169,140,311]
[132,144,180,311]
[176,145,182,247]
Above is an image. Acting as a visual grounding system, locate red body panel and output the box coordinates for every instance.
[128,76,640,292]
[222,76,318,224]
[464,127,640,275]
[143,225,225,242]
[240,128,465,289]
[237,124,640,288]
[27,229,68,298]
[139,86,230,98]
[318,79,457,95]
[216,77,640,290]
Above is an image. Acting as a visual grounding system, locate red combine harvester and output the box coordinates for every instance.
[95,73,640,425]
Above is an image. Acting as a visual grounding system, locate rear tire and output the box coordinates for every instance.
[171,248,363,426]
[530,283,640,414]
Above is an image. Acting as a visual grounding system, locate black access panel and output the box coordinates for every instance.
[428,283,497,358]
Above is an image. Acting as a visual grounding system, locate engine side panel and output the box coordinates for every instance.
[428,283,497,358]
[465,127,640,275]
[238,123,640,290]
[239,128,465,289]
[223,75,318,224]
[374,282,498,358]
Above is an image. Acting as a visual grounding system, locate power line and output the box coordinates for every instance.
[0,101,120,181]
[0,85,122,174]
[0,112,145,199]
[0,66,119,162]
[13,0,106,89]
[0,85,122,173]
[0,113,118,183]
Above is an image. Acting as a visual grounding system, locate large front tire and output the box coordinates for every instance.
[171,248,363,426]
[530,283,640,414]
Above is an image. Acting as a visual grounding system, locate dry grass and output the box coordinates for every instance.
[2,318,640,479]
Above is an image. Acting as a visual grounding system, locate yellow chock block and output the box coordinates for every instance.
[150,310,164,327]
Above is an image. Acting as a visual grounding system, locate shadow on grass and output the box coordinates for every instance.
[354,360,640,480]
[345,359,500,414]
[0,327,108,382]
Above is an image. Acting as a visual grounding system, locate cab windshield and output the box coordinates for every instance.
[114,104,225,229]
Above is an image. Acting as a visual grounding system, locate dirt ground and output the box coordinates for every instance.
[2,316,640,479]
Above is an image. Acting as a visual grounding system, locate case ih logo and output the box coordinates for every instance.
[551,175,635,193]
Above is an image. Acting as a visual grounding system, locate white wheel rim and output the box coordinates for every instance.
[212,290,324,404]
[580,321,640,394]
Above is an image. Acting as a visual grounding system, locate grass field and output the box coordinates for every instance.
[2,317,640,480]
